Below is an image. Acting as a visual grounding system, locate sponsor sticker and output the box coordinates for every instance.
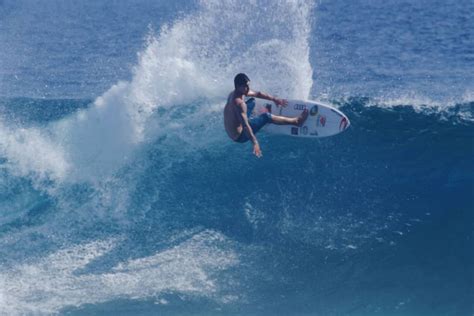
[320,116,326,127]
[339,117,348,131]
[259,103,272,114]
[265,103,272,113]
[316,115,326,127]
[310,105,318,116]
[294,104,306,111]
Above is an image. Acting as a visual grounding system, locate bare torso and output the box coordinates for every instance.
[224,92,244,140]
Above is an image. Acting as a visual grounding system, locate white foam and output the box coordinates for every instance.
[244,201,265,230]
[0,119,70,182]
[0,278,4,311]
[0,230,238,315]
[366,91,474,121]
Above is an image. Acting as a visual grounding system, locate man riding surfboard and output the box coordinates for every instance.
[224,73,309,157]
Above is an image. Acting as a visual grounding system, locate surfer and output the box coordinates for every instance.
[224,73,308,158]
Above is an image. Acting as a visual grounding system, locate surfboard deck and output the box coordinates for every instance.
[251,98,350,138]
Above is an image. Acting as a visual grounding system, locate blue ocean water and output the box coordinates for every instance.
[0,0,472,315]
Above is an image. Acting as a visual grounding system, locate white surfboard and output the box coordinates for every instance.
[252,98,350,138]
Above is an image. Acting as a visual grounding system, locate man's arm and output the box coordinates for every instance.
[237,99,262,158]
[247,90,288,107]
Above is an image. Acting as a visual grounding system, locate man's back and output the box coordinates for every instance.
[224,92,243,140]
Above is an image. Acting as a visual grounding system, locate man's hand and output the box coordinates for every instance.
[274,98,288,107]
[253,142,262,158]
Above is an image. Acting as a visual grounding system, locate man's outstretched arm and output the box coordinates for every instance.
[247,90,288,107]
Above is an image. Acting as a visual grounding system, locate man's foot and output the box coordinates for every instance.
[296,109,309,126]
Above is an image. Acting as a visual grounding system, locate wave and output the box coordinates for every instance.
[0,1,315,314]
[336,96,474,124]
[0,96,471,315]
[1,94,470,248]
[0,0,472,314]
[364,94,474,122]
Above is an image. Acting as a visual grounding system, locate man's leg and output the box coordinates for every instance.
[271,109,309,127]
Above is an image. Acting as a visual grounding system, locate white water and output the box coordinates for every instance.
[0,0,314,186]
[0,230,238,315]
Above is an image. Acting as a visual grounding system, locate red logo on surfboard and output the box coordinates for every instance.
[339,117,348,131]
[316,115,326,127]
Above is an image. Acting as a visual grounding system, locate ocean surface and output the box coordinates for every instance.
[0,0,473,315]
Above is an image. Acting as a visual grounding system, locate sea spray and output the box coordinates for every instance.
[0,0,315,185]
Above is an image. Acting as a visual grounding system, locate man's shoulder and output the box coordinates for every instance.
[228,92,244,106]
[233,96,245,107]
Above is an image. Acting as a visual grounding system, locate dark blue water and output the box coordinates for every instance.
[0,1,472,315]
